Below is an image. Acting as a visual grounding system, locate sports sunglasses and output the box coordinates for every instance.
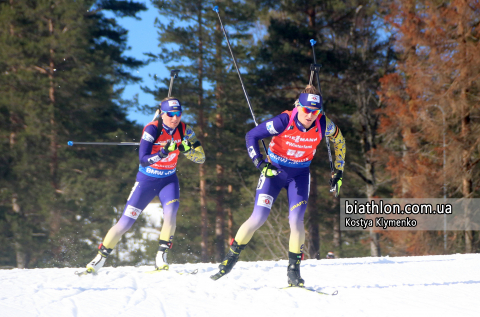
[163,111,182,117]
[299,105,321,116]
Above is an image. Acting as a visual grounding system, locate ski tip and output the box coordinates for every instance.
[310,39,317,46]
[74,270,93,276]
[213,6,219,12]
[67,141,73,146]
[210,273,222,281]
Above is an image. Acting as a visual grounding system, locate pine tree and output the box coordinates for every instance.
[0,0,146,268]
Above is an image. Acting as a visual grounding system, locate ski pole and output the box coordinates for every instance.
[213,6,269,158]
[67,141,162,146]
[309,39,337,196]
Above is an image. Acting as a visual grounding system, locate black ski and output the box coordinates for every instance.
[145,268,198,275]
[210,271,226,281]
[75,268,198,276]
[74,269,96,276]
[281,286,338,296]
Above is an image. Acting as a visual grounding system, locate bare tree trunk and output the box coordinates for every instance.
[333,211,341,254]
[366,151,380,257]
[15,242,27,268]
[356,71,381,258]
[10,125,28,268]
[227,185,233,243]
[461,88,473,253]
[368,175,380,257]
[46,17,62,264]
[48,18,61,239]
[12,193,28,268]
[214,162,225,262]
[214,18,225,262]
[200,164,208,261]
[196,4,209,262]
[366,140,381,259]
[458,14,474,251]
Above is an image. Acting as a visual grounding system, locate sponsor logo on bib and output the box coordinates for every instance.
[257,194,274,209]
[125,205,142,220]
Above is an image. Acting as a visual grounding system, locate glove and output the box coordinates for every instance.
[159,139,177,158]
[329,170,343,197]
[258,161,280,178]
[178,139,192,153]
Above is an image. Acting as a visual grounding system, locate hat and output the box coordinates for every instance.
[160,98,182,112]
[298,93,322,110]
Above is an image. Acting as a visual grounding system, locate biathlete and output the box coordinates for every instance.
[85,97,205,273]
[211,86,345,286]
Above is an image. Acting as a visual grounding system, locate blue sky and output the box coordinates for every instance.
[116,2,168,126]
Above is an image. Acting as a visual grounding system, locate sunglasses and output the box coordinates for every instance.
[163,111,182,117]
[299,105,321,116]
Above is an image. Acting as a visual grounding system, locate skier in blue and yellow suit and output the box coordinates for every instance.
[211,85,345,286]
[85,97,205,274]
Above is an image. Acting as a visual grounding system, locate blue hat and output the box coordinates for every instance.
[298,93,322,110]
[160,98,182,112]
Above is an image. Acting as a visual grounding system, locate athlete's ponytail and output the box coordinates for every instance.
[301,85,319,95]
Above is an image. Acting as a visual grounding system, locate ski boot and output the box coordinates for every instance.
[85,244,113,274]
[210,240,246,280]
[155,240,172,271]
[287,252,305,287]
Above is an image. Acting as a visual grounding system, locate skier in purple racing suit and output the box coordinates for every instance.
[211,86,346,286]
[84,97,205,274]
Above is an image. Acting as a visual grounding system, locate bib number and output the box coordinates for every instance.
[286,149,305,158]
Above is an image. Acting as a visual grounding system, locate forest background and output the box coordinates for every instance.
[0,0,479,269]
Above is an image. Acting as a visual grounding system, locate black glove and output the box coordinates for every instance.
[258,161,280,178]
[178,139,192,153]
[329,170,343,197]
[159,139,177,158]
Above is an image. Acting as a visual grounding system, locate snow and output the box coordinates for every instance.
[1,254,480,316]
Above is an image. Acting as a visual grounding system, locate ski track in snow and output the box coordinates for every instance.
[1,254,480,317]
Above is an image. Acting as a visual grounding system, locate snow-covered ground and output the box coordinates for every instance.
[1,254,479,317]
